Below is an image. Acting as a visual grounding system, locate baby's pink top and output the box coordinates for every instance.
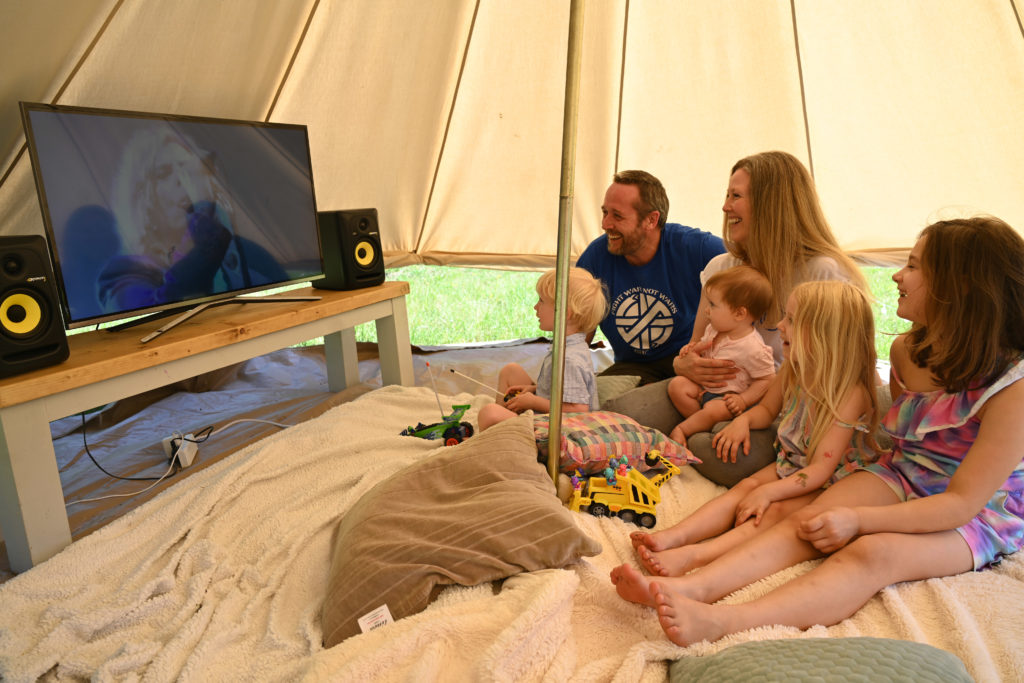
[698,323,775,395]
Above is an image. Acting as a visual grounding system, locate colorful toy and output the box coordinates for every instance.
[400,362,475,446]
[400,405,474,446]
[568,450,680,528]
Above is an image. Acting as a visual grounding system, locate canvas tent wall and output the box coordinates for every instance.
[2,0,1023,270]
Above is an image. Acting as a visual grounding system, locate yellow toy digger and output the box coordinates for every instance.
[567,450,680,528]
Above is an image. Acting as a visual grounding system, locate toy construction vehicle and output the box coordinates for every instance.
[400,404,474,446]
[568,450,680,528]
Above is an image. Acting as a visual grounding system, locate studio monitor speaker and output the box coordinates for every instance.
[0,235,69,378]
[314,208,386,291]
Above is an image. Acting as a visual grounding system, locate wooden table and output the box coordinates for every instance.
[0,281,414,572]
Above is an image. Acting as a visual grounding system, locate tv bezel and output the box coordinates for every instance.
[19,101,326,331]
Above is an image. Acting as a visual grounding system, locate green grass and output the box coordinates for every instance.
[355,265,906,361]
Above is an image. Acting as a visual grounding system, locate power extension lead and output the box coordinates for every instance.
[161,435,180,460]
[176,439,198,468]
[162,433,198,468]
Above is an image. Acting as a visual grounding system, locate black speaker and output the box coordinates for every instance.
[0,235,69,378]
[314,208,386,290]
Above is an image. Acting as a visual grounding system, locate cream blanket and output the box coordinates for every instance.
[1,385,1023,682]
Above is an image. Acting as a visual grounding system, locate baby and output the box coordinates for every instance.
[668,265,774,444]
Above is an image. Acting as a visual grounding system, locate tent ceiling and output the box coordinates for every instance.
[2,0,1022,270]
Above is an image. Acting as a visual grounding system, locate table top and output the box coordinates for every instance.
[0,281,409,408]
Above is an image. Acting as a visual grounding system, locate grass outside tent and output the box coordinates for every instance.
[356,265,906,362]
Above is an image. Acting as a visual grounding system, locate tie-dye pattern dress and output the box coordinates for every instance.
[864,358,1024,569]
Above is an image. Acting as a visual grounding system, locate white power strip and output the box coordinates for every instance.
[162,434,198,468]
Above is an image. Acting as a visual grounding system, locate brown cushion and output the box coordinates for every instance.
[321,413,602,647]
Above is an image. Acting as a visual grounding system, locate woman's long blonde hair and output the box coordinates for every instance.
[726,151,867,320]
[778,281,880,457]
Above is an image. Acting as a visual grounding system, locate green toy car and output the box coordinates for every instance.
[400,404,474,446]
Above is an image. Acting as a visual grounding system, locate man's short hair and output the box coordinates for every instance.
[613,170,669,230]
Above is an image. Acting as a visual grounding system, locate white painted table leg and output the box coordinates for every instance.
[0,402,72,572]
[376,297,414,386]
[324,328,360,392]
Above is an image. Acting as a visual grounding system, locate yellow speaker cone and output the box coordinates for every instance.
[1,292,42,336]
[354,240,376,267]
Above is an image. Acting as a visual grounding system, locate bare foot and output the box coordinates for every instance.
[637,545,701,577]
[630,528,681,553]
[652,581,728,646]
[669,425,688,446]
[610,563,656,606]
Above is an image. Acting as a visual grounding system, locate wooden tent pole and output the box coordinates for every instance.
[548,0,586,484]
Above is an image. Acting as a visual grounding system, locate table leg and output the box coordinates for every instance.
[324,328,360,393]
[0,402,72,572]
[376,297,414,386]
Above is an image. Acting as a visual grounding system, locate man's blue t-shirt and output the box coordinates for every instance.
[576,223,725,364]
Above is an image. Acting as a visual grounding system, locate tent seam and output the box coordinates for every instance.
[0,0,125,192]
[264,0,321,122]
[789,0,814,177]
[413,0,482,256]
[615,0,629,172]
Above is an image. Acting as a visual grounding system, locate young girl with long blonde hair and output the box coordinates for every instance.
[632,280,880,577]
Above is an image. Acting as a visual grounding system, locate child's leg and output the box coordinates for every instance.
[497,363,534,399]
[667,376,702,417]
[631,465,777,565]
[673,399,733,441]
[478,403,517,430]
[636,490,821,576]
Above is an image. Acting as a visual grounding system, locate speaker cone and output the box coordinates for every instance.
[0,290,45,339]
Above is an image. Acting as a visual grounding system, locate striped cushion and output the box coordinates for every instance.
[321,413,601,647]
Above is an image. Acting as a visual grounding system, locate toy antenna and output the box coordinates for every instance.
[424,362,445,419]
[448,368,501,395]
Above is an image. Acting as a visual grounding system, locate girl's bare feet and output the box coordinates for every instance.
[630,528,685,553]
[609,563,657,606]
[652,581,728,646]
[637,545,701,577]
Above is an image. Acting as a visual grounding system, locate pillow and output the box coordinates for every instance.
[596,374,642,405]
[533,410,701,476]
[668,637,972,682]
[599,378,681,437]
[321,414,602,647]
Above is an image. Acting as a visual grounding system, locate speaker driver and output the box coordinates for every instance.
[0,291,44,338]
[354,240,377,268]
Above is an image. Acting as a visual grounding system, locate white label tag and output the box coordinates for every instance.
[357,604,395,633]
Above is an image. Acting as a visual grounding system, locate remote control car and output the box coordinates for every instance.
[400,404,474,446]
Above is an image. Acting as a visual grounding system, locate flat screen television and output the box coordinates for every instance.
[19,102,325,332]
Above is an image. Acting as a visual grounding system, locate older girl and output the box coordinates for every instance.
[612,216,1024,646]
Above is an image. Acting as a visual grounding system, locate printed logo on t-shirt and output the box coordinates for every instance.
[611,287,677,354]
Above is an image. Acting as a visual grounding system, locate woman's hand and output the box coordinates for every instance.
[735,486,773,526]
[711,416,751,462]
[672,339,738,388]
[797,507,860,553]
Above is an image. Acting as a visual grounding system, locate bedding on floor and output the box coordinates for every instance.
[1,381,1023,682]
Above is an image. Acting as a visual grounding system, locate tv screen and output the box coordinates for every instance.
[20,102,324,329]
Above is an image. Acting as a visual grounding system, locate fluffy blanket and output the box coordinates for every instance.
[1,385,1023,682]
